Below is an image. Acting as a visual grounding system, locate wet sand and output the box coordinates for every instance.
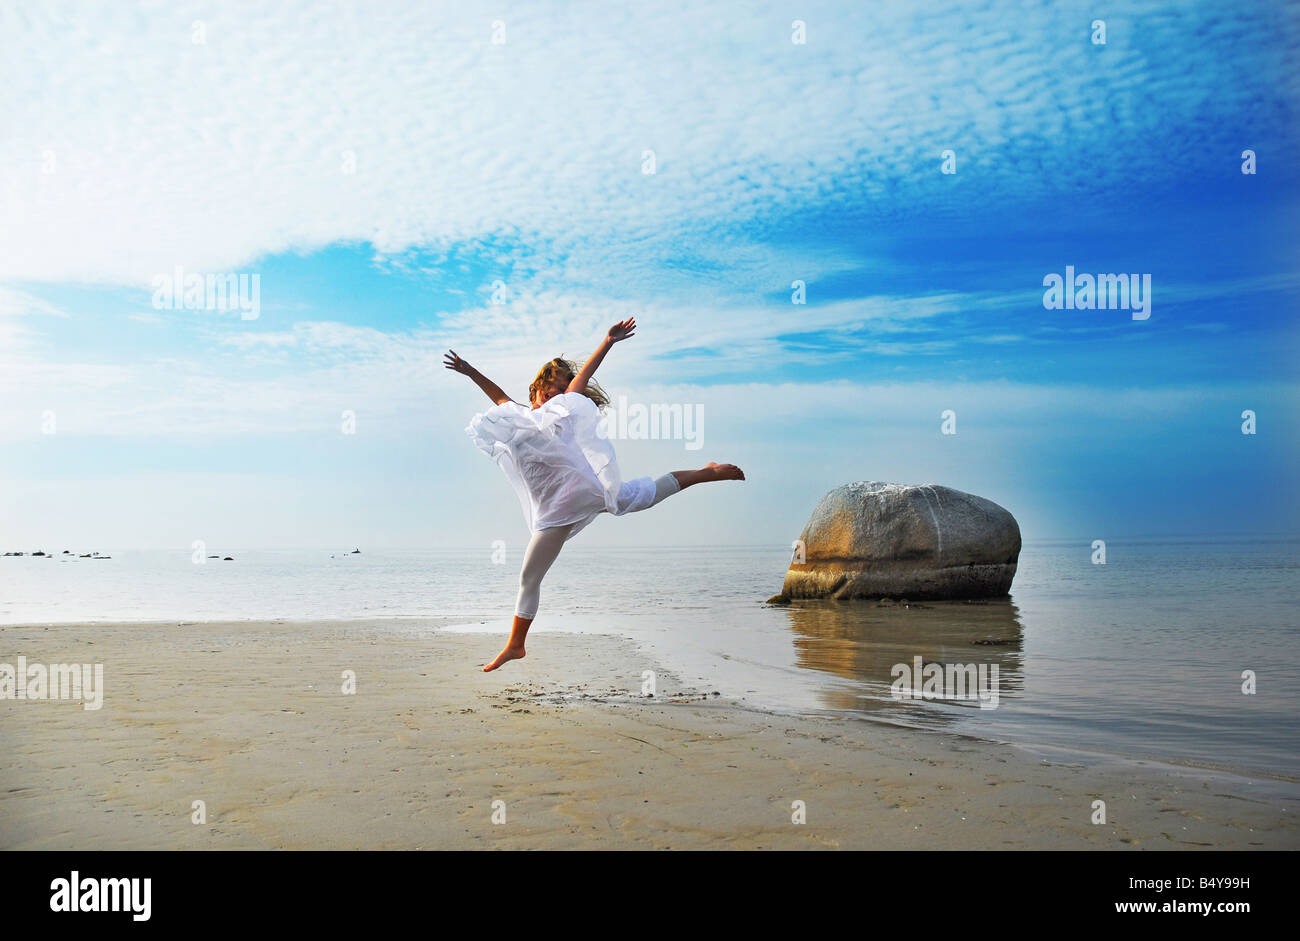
[1,619,1295,849]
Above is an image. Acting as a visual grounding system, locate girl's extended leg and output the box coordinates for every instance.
[483,522,575,672]
[486,463,744,670]
[666,462,745,489]
[616,463,746,516]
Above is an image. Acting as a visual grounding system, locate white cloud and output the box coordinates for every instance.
[3,0,1284,296]
[2,294,1289,442]
[0,286,70,319]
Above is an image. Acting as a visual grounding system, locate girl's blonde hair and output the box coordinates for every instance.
[529,357,610,409]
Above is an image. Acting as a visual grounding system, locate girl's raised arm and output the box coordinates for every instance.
[567,318,635,395]
[444,350,515,405]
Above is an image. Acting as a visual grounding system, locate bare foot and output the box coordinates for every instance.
[483,645,526,672]
[704,461,745,481]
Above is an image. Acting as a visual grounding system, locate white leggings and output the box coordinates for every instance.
[514,472,681,619]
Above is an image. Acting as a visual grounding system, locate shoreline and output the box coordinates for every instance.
[5,614,1295,787]
[1,618,1296,850]
[437,614,1300,790]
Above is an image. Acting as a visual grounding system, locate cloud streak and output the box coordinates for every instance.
[4,0,1295,298]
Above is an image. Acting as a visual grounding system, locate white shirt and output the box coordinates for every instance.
[466,392,654,540]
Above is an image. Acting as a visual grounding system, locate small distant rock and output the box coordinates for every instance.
[223,556,234,561]
[207,555,219,559]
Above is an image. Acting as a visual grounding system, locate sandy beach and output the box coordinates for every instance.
[1,618,1295,850]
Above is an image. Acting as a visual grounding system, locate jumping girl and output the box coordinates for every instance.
[445,317,745,671]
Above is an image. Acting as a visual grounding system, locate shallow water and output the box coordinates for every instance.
[3,539,1297,779]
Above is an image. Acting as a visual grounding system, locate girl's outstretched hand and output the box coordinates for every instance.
[443,349,473,375]
[607,317,636,343]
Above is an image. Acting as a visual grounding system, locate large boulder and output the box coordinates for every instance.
[779,481,1020,601]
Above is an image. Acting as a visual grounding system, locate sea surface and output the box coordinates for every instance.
[2,539,1297,781]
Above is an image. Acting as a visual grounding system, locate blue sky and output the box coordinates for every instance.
[1,0,1297,549]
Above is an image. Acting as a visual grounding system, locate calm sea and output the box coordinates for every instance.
[3,539,1297,780]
